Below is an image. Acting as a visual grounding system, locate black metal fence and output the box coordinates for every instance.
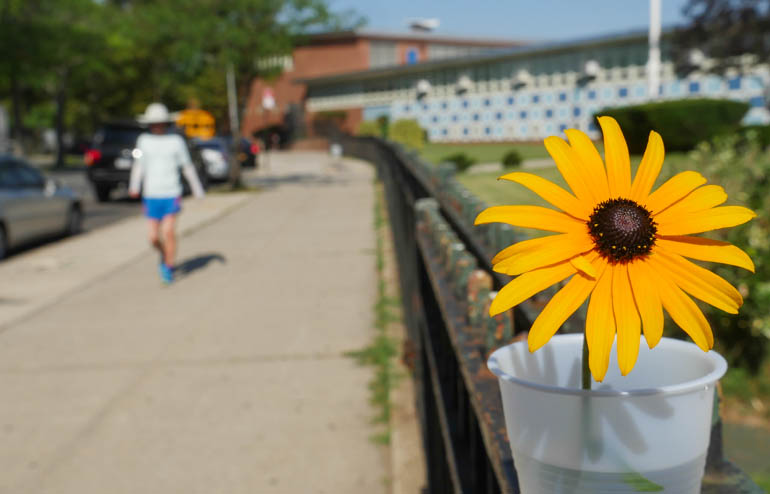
[339,135,760,494]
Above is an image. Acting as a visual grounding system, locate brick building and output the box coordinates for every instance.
[241,30,522,139]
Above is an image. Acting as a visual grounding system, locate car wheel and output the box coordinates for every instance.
[0,225,7,260]
[95,184,112,202]
[65,206,83,236]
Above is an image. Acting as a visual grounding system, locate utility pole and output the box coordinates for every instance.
[648,0,662,100]
[226,62,242,188]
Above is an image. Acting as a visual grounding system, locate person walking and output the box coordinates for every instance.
[129,102,205,284]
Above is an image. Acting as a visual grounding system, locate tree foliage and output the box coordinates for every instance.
[0,0,360,158]
[674,0,770,71]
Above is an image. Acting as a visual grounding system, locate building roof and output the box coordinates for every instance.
[302,28,526,48]
[299,28,660,86]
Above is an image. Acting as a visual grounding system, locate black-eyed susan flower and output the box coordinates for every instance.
[475,116,755,381]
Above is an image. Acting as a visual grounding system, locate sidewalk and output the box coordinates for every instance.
[0,152,385,493]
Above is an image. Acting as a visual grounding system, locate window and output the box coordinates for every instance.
[559,92,567,102]
[14,165,45,188]
[442,128,448,136]
[463,128,469,135]
[484,98,491,106]
[485,127,491,135]
[452,115,458,122]
[441,102,448,110]
[473,114,480,121]
[532,94,540,104]
[507,96,515,105]
[432,116,439,123]
[750,97,765,108]
[462,100,469,109]
[495,112,503,120]
[545,109,553,118]
[588,90,596,100]
[618,87,628,98]
[519,111,527,119]
[406,47,419,65]
[559,124,568,132]
[688,81,700,94]
[728,77,741,90]
[573,107,581,117]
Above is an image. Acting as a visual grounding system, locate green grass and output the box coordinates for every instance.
[346,183,401,445]
[420,141,551,165]
[458,151,692,207]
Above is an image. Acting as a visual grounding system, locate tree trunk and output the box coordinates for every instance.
[54,68,68,168]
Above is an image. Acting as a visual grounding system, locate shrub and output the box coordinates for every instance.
[595,98,749,153]
[357,120,381,137]
[668,132,770,372]
[502,149,523,170]
[441,152,476,173]
[389,119,425,151]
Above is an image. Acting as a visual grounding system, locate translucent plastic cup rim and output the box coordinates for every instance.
[488,334,727,398]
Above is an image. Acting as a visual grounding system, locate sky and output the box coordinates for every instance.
[328,0,692,42]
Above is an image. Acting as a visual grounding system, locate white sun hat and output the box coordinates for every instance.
[137,102,174,124]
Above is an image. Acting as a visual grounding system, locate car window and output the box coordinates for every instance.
[95,127,142,147]
[13,165,45,188]
[0,166,22,188]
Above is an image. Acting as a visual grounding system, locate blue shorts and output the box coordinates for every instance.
[143,197,181,220]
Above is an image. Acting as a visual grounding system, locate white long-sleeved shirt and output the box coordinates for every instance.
[128,133,205,198]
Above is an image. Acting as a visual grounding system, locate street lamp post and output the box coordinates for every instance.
[648,0,662,100]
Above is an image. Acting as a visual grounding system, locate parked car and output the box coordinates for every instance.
[192,137,232,182]
[0,155,82,259]
[238,137,259,168]
[84,121,208,202]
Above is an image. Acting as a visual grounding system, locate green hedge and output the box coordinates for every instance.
[357,120,381,137]
[502,150,523,170]
[595,99,749,153]
[441,152,476,173]
[389,119,425,151]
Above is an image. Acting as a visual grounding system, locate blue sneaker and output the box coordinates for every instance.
[159,263,173,284]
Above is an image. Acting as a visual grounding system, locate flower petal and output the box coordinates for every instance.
[598,116,631,198]
[493,233,594,275]
[570,254,598,278]
[627,260,664,349]
[612,264,641,376]
[645,171,707,214]
[544,136,596,204]
[629,131,665,203]
[654,185,727,224]
[656,236,754,272]
[565,128,611,202]
[656,206,756,235]
[475,205,587,233]
[498,172,591,219]
[657,274,714,351]
[585,263,615,382]
[650,248,742,314]
[527,260,604,352]
[489,260,578,316]
[491,235,558,265]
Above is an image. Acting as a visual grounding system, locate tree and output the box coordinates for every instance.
[674,0,770,72]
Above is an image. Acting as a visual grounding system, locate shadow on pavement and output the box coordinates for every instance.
[174,253,226,278]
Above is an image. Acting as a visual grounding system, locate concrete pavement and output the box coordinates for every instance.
[0,152,386,493]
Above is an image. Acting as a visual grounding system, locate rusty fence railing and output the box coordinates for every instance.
[338,135,761,494]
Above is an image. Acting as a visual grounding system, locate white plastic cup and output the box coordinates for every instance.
[487,334,727,494]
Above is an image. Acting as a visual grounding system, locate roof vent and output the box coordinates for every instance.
[511,69,532,89]
[456,74,473,93]
[408,18,440,32]
[416,79,432,97]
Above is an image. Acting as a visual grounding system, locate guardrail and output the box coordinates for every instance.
[339,135,761,494]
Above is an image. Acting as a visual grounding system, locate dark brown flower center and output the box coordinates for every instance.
[588,198,657,263]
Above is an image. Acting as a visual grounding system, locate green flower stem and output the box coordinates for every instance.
[582,334,591,390]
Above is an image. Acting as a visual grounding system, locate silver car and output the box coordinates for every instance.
[0,155,83,259]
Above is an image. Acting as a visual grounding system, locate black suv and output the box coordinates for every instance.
[85,121,208,202]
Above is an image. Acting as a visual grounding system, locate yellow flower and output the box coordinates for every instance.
[475,116,756,381]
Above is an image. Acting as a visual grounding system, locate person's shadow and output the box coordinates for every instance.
[174,253,226,279]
